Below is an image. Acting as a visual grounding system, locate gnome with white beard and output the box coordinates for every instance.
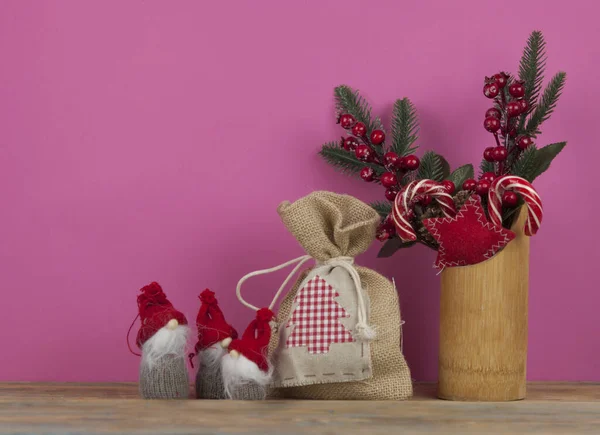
[135,282,189,399]
[192,289,238,399]
[221,308,274,400]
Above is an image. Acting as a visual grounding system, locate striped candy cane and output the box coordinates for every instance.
[392,180,457,241]
[488,175,543,236]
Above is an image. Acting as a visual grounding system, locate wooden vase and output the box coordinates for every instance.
[438,206,529,401]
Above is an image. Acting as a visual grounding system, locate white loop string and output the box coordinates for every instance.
[236,255,313,312]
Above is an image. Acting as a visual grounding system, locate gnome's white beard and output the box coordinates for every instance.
[142,325,189,369]
[200,345,226,372]
[221,353,272,399]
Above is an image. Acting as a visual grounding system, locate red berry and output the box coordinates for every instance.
[352,122,367,137]
[441,180,456,195]
[485,108,501,119]
[493,72,509,89]
[506,101,521,118]
[339,114,356,129]
[383,151,400,168]
[360,167,375,182]
[355,144,372,161]
[483,146,495,162]
[502,191,519,207]
[370,129,386,145]
[403,155,420,170]
[462,179,477,191]
[481,171,496,184]
[419,195,433,206]
[483,82,500,98]
[509,128,518,138]
[492,146,508,161]
[342,136,359,151]
[376,227,391,242]
[476,180,491,196]
[385,188,398,201]
[517,136,534,150]
[518,98,528,113]
[484,116,501,133]
[508,81,525,98]
[380,172,398,188]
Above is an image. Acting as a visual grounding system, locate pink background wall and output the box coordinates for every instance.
[1,0,598,382]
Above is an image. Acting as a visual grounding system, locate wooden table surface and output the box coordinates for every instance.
[1,382,599,434]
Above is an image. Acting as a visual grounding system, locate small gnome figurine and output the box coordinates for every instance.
[221,308,274,400]
[193,289,237,399]
[136,282,189,399]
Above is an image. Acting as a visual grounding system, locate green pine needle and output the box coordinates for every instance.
[319,142,383,180]
[479,159,495,176]
[370,201,392,218]
[334,85,383,134]
[391,98,419,156]
[417,151,445,182]
[525,72,566,137]
[512,146,538,182]
[518,30,546,129]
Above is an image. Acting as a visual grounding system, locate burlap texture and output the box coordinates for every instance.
[269,191,412,400]
[195,366,226,400]
[277,191,380,261]
[139,355,189,399]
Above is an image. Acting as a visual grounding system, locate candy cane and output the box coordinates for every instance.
[392,180,456,241]
[488,175,543,236]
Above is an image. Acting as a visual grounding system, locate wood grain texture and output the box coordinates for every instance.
[439,206,530,401]
[0,383,599,434]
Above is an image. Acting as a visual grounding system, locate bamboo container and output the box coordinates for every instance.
[438,206,529,401]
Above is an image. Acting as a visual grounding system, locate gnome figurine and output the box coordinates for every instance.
[221,308,274,400]
[193,289,238,399]
[136,282,189,399]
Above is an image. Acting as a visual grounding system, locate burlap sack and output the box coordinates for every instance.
[195,366,226,400]
[268,191,412,400]
[139,355,189,399]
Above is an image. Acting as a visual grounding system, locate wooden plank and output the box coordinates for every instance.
[0,383,598,434]
[1,382,598,402]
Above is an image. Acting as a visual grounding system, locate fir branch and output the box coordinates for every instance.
[518,31,546,130]
[417,151,445,182]
[525,72,566,137]
[370,201,392,218]
[479,159,495,176]
[448,164,474,188]
[334,85,383,134]
[391,98,419,156]
[512,146,538,182]
[319,142,383,179]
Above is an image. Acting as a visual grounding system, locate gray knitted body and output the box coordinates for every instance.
[228,381,266,400]
[195,365,226,399]
[139,354,189,399]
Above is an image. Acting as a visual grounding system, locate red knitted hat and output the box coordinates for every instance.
[136,282,187,348]
[228,308,274,372]
[194,289,238,353]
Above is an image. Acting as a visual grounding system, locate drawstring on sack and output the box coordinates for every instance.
[235,255,375,341]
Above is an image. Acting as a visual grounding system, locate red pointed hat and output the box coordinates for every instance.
[194,289,238,353]
[228,308,274,372]
[136,282,187,348]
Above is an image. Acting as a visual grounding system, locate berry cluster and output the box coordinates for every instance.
[338,113,421,203]
[459,72,535,204]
